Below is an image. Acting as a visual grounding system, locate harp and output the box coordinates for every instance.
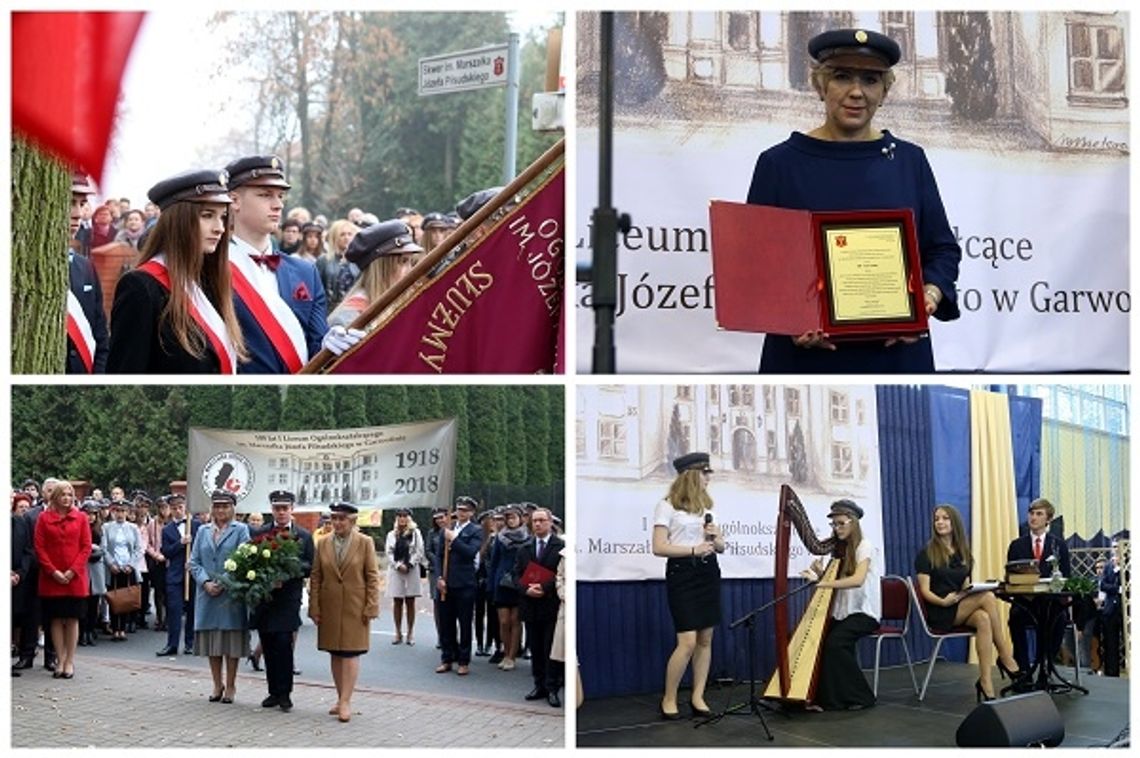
[763,484,840,703]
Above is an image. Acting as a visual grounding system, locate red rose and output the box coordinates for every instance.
[292,282,311,301]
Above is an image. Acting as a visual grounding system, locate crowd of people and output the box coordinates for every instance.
[11,478,567,717]
[62,153,504,375]
[652,453,1123,718]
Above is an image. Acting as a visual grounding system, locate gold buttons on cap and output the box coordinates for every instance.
[855,30,868,43]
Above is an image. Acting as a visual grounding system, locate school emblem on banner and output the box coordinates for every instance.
[201,451,255,501]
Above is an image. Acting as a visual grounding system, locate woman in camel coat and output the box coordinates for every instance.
[308,503,380,723]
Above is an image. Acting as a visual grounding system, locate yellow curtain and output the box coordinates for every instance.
[1041,420,1130,539]
[969,390,1020,662]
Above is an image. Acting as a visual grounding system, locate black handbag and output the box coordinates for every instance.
[498,571,516,590]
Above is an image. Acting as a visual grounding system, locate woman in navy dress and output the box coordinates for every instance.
[108,169,246,373]
[915,504,1025,701]
[746,28,961,373]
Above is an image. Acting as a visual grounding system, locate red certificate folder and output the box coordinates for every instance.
[708,201,928,340]
[520,560,556,587]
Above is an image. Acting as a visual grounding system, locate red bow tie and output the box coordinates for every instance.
[250,254,282,271]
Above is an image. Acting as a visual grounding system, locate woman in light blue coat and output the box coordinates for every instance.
[189,491,251,703]
[102,500,140,641]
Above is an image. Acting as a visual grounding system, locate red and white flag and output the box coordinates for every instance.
[12,12,145,182]
[327,166,565,374]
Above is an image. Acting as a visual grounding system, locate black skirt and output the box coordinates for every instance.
[665,556,721,632]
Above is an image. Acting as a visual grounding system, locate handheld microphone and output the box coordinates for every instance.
[704,512,715,542]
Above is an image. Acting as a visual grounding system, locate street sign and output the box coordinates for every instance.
[418,43,510,96]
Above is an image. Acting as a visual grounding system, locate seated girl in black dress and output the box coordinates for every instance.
[915,504,1025,701]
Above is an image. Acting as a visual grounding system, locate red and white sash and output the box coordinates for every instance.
[137,255,238,373]
[229,237,308,373]
[65,290,96,373]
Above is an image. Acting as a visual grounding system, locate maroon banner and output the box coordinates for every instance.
[329,167,565,374]
[12,12,145,182]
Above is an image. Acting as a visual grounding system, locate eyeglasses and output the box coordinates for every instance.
[830,519,852,528]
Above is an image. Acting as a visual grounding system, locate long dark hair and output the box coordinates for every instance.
[924,504,973,570]
[139,202,246,361]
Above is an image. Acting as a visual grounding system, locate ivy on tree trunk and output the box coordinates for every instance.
[12,137,69,373]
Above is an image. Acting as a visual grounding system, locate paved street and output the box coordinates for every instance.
[11,602,565,748]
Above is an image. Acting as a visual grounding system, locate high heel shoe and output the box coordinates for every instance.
[691,703,712,717]
[996,659,1026,681]
[247,654,262,672]
[209,691,224,702]
[975,679,995,703]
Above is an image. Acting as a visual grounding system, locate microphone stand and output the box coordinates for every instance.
[696,579,819,738]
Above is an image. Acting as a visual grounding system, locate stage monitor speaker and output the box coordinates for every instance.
[956,691,1064,747]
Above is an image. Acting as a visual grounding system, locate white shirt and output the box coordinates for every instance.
[831,538,882,622]
[653,499,709,547]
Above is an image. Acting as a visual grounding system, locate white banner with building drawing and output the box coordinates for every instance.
[576,384,882,580]
[187,419,457,514]
[575,10,1129,372]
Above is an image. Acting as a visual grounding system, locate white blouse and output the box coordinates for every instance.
[653,499,710,547]
[831,537,882,622]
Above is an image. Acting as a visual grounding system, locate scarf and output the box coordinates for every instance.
[496,525,530,549]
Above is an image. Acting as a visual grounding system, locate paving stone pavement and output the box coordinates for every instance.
[10,654,565,748]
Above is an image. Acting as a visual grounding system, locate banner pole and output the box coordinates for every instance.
[300,138,565,374]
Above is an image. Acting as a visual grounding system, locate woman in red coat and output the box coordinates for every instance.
[34,482,92,679]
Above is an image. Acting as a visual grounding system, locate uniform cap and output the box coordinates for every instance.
[148,169,232,210]
[672,452,712,474]
[224,155,291,190]
[808,28,901,71]
[344,219,423,269]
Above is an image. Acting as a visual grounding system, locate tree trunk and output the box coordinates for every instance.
[11,137,69,373]
[291,11,314,210]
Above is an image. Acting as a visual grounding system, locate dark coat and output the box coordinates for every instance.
[67,252,109,373]
[1006,531,1071,577]
[233,252,327,373]
[11,513,35,611]
[161,518,203,586]
[432,521,482,592]
[250,523,313,631]
[107,270,224,373]
[514,533,565,623]
[1100,561,1121,617]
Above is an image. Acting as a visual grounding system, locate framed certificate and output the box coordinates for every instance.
[813,210,925,337]
[709,202,928,340]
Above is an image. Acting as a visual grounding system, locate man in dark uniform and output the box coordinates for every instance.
[252,490,313,711]
[67,171,109,373]
[1006,498,1071,674]
[433,496,483,675]
[156,494,200,655]
[515,507,565,707]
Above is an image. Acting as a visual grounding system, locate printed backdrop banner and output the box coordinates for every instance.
[576,384,882,580]
[187,419,456,514]
[329,166,564,374]
[574,11,1129,372]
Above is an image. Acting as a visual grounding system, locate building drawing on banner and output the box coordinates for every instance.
[577,384,875,499]
[578,10,1128,154]
[264,452,384,506]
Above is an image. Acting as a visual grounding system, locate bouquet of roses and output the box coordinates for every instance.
[218,528,306,607]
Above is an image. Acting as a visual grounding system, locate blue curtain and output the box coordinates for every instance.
[577,385,1043,698]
